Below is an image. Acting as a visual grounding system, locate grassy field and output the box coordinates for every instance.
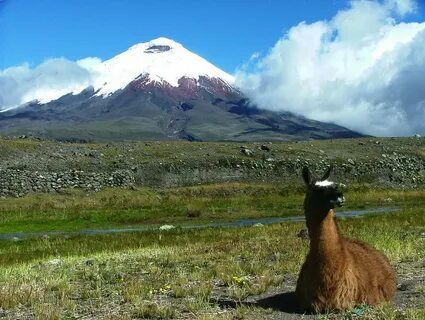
[0,182,423,234]
[0,183,424,319]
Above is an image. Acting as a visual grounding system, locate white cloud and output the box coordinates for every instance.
[389,0,416,15]
[249,52,261,61]
[0,57,102,110]
[236,0,425,136]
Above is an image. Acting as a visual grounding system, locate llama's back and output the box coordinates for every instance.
[343,237,397,304]
[296,237,396,312]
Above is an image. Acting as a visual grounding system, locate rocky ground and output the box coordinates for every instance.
[0,136,424,197]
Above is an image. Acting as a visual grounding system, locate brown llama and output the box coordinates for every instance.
[295,166,396,313]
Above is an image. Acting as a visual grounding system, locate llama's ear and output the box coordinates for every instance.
[302,166,311,185]
[321,165,333,181]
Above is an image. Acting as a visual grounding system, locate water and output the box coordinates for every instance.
[0,207,400,240]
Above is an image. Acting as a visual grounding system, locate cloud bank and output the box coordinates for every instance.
[0,57,102,110]
[236,0,425,136]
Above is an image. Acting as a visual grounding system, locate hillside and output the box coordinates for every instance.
[0,136,424,197]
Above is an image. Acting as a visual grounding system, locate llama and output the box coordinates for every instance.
[295,166,396,313]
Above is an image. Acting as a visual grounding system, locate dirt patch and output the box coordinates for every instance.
[211,260,425,319]
[394,260,425,309]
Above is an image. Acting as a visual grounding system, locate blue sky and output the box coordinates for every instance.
[1,0,425,136]
[3,0,423,72]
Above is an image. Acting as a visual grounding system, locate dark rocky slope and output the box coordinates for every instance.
[0,137,423,197]
[0,76,362,142]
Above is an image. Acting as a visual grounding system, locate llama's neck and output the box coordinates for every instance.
[307,209,344,258]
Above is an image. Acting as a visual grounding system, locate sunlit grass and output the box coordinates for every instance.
[0,183,424,318]
[0,202,424,318]
[1,183,424,234]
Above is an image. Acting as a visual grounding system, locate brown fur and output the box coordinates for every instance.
[295,168,396,313]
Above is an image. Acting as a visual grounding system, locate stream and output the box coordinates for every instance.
[0,207,400,240]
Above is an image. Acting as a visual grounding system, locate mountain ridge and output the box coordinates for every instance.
[0,38,363,142]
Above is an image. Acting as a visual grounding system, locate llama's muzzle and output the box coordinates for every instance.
[330,195,345,207]
[335,196,345,207]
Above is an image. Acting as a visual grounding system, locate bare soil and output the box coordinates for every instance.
[211,260,425,319]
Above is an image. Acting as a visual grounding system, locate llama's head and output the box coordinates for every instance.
[302,165,345,220]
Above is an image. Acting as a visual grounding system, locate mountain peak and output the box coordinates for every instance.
[148,37,183,48]
[91,37,235,96]
[129,37,183,52]
[6,38,235,108]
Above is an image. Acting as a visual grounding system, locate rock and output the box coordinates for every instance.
[48,258,61,266]
[85,259,96,266]
[253,223,264,228]
[297,229,309,239]
[41,234,50,240]
[213,279,227,287]
[241,148,253,156]
[260,145,270,152]
[11,237,20,242]
[397,283,410,291]
[159,225,176,231]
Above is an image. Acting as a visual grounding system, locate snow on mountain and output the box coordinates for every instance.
[0,37,363,141]
[1,38,235,110]
[92,37,235,96]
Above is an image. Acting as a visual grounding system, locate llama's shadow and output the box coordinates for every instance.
[255,291,311,314]
[212,291,312,315]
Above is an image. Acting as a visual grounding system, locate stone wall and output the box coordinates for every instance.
[0,139,424,197]
[0,169,134,197]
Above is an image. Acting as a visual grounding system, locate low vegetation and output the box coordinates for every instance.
[0,183,424,319]
[0,138,424,318]
[0,182,423,234]
[0,136,424,199]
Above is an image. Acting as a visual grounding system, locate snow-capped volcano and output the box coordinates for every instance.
[5,37,235,108]
[92,37,234,96]
[0,37,363,142]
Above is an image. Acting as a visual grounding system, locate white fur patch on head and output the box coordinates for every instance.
[315,180,335,187]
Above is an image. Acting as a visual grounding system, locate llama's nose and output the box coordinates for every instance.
[336,196,345,206]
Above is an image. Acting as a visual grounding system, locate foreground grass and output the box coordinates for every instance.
[0,183,424,234]
[0,194,424,319]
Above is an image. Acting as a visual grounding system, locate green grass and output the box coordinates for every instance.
[0,210,423,318]
[0,183,423,234]
[1,136,425,318]
[0,184,424,318]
